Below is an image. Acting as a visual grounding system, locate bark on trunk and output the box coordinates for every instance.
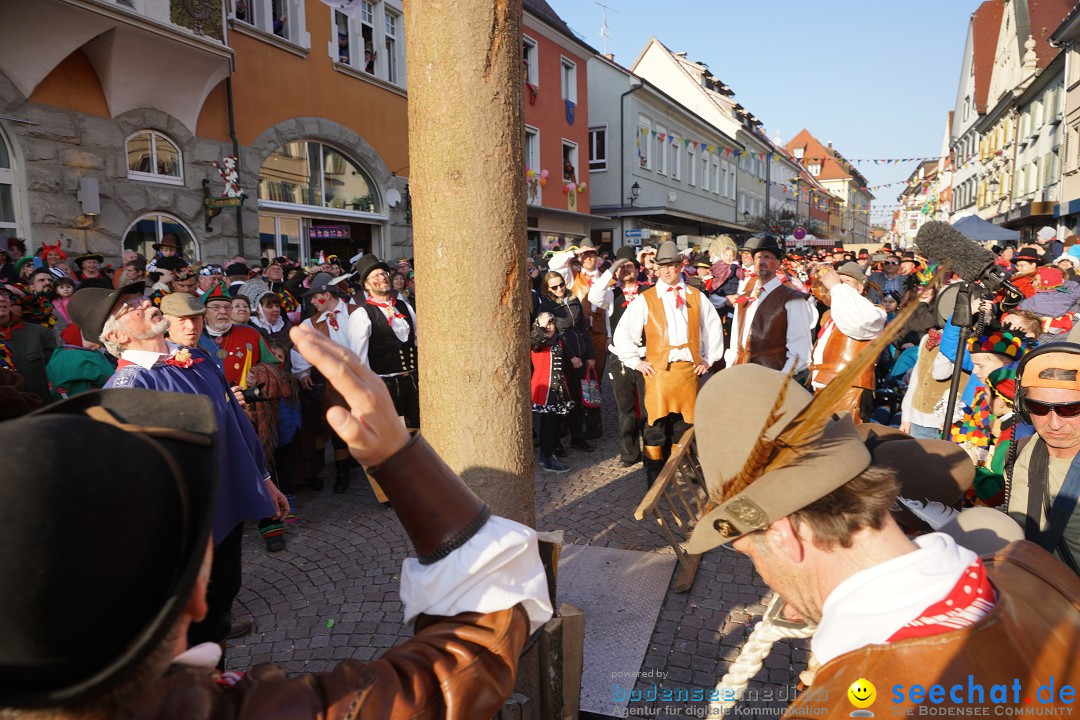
[405,0,533,526]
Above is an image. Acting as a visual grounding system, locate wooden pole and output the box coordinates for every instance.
[404,0,533,526]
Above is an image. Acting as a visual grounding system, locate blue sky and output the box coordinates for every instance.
[547,0,981,225]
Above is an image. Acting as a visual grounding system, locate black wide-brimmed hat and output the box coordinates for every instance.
[73,253,104,268]
[614,245,637,263]
[743,233,785,259]
[67,281,146,344]
[1013,247,1045,266]
[0,389,218,708]
[353,254,392,284]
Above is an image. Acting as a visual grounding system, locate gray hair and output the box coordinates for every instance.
[100,313,126,357]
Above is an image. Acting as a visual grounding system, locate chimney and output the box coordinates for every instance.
[827,140,833,148]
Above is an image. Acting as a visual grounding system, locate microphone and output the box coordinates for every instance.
[914,221,1022,304]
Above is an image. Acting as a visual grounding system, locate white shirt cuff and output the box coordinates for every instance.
[399,515,555,634]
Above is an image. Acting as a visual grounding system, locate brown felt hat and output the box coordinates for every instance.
[685,365,871,553]
[159,291,206,318]
[858,423,974,533]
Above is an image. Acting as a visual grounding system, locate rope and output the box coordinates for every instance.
[709,594,818,713]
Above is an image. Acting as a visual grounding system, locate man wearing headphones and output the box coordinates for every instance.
[1008,343,1080,574]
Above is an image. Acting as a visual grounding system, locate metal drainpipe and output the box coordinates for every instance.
[619,80,643,245]
[226,76,245,258]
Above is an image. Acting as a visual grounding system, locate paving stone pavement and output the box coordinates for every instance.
[228,383,809,715]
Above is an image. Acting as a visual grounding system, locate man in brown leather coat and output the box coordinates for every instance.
[0,325,552,719]
[685,365,1080,716]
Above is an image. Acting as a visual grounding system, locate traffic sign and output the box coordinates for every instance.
[793,227,807,241]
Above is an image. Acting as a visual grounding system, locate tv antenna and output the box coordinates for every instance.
[595,1,618,55]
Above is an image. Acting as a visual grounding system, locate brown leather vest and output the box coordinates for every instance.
[642,284,702,367]
[810,313,876,389]
[736,279,808,370]
[910,343,961,414]
[785,541,1080,717]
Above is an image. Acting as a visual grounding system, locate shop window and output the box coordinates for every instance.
[258,140,379,213]
[126,130,183,185]
[0,128,21,243]
[589,125,606,172]
[123,213,199,261]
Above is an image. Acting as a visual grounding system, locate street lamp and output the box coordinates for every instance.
[629,181,641,206]
[988,177,1000,194]
[743,210,751,225]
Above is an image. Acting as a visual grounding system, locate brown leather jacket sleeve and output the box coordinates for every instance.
[125,605,529,720]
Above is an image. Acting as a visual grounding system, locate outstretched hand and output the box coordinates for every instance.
[290,324,411,467]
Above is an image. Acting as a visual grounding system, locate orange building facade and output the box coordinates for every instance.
[0,0,411,264]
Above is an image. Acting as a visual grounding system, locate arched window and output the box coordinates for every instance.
[258,141,379,213]
[126,130,183,185]
[123,213,200,261]
[0,127,21,243]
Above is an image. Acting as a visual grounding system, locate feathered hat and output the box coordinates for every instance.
[685,295,924,552]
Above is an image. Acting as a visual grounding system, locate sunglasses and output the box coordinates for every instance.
[884,261,899,266]
[1025,399,1080,418]
[548,282,565,290]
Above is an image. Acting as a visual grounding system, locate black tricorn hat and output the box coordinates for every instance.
[67,281,145,344]
[743,233,785,259]
[0,389,218,708]
[353,254,392,284]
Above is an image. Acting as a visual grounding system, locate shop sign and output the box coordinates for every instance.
[309,225,351,240]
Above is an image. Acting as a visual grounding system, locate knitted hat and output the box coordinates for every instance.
[985,366,1018,402]
[172,265,196,282]
[200,281,232,305]
[1037,226,1056,242]
[967,329,1028,360]
[198,263,224,277]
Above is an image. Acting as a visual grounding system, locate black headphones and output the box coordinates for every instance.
[1014,342,1080,424]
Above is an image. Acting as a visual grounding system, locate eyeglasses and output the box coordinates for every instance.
[548,282,565,290]
[1025,399,1080,418]
[883,261,899,266]
[113,295,150,319]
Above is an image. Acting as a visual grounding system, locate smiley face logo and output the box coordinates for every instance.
[847,678,876,710]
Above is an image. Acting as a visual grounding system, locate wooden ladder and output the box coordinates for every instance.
[633,427,709,592]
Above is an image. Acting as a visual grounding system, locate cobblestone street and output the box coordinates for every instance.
[228,387,808,715]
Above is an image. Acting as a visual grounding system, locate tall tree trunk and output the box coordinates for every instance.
[405,0,533,526]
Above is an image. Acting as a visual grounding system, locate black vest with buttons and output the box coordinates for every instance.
[362,301,417,375]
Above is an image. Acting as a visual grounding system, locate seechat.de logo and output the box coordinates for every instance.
[849,678,877,717]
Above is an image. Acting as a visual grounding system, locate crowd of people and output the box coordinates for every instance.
[2,220,1080,716]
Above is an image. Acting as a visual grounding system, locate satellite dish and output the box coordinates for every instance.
[386,188,402,208]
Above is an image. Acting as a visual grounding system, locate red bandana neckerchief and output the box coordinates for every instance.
[366,297,406,326]
[620,283,640,308]
[0,321,23,342]
[667,285,685,310]
[887,558,995,641]
[925,328,943,351]
[324,308,340,331]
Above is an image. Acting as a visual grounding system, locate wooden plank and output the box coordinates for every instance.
[672,552,702,593]
[539,616,564,720]
[559,603,586,720]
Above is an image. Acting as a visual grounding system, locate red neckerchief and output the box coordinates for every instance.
[620,283,640,308]
[366,297,406,326]
[887,558,995,642]
[164,349,203,369]
[0,321,23,342]
[323,308,341,331]
[666,285,685,310]
[925,328,943,351]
